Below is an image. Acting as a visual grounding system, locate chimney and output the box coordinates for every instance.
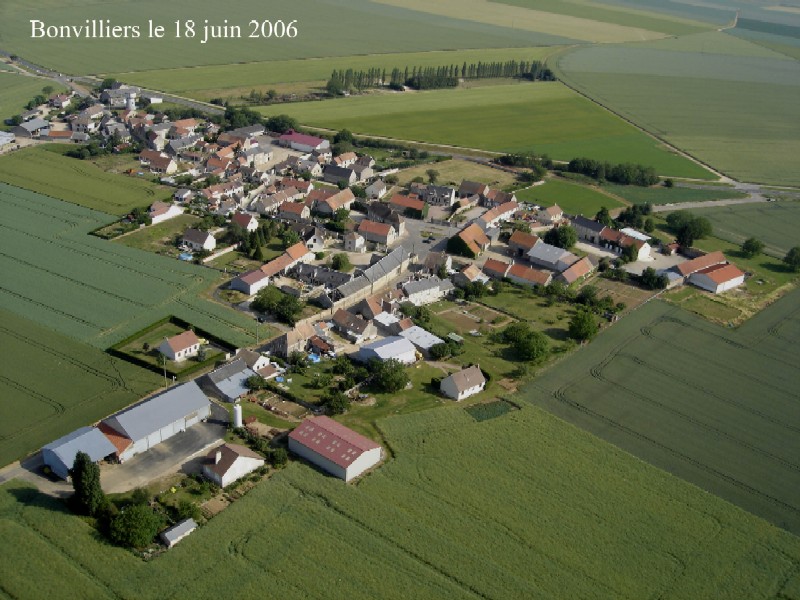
[215,450,222,464]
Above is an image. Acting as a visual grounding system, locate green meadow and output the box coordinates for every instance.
[0,72,66,123]
[516,178,624,215]
[259,83,712,178]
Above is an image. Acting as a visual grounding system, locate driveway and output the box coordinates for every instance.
[100,402,228,494]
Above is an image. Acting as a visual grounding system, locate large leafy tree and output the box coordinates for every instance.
[569,309,598,342]
[109,504,162,548]
[741,237,765,258]
[543,225,577,249]
[784,247,800,272]
[71,451,106,517]
[370,358,409,393]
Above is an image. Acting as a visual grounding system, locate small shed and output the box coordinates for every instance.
[160,518,198,548]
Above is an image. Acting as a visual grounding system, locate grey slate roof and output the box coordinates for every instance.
[44,426,116,466]
[206,359,257,402]
[103,381,209,442]
[399,326,444,351]
[571,215,606,234]
[19,118,49,132]
[403,276,446,297]
[337,247,407,298]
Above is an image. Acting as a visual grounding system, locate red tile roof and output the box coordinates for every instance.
[98,421,132,455]
[231,213,256,228]
[676,251,727,276]
[358,219,392,237]
[389,194,426,212]
[285,242,311,261]
[289,416,380,469]
[508,263,551,285]
[165,330,200,353]
[261,254,293,277]
[483,258,510,278]
[559,257,594,284]
[508,230,540,251]
[694,262,744,284]
[279,130,326,148]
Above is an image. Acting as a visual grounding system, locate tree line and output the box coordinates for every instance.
[565,157,659,187]
[327,59,555,94]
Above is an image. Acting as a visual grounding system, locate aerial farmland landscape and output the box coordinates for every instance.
[0,0,799,598]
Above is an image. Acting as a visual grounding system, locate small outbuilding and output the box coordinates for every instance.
[355,336,417,365]
[288,416,383,482]
[160,518,198,548]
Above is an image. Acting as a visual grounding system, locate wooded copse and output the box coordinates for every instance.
[326,60,555,93]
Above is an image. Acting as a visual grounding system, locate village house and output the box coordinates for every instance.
[484,189,517,208]
[158,330,201,362]
[477,201,518,231]
[230,269,271,296]
[558,256,595,285]
[265,322,317,358]
[411,183,457,206]
[482,257,511,280]
[508,230,540,259]
[323,164,357,187]
[12,118,49,139]
[288,416,383,482]
[440,365,486,401]
[422,251,453,276]
[572,216,607,244]
[333,152,358,168]
[358,220,397,246]
[454,263,490,287]
[279,201,311,222]
[332,309,378,344]
[600,229,651,261]
[366,179,388,200]
[148,201,183,225]
[344,232,366,253]
[455,223,491,257]
[315,188,355,216]
[291,224,327,253]
[231,212,259,232]
[389,194,427,219]
[202,359,257,403]
[182,229,216,252]
[367,203,406,235]
[537,204,564,224]
[458,180,490,201]
[507,263,553,288]
[203,443,265,487]
[403,277,454,306]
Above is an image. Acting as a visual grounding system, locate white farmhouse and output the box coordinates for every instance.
[688,263,745,294]
[148,201,184,225]
[158,330,201,362]
[440,365,486,401]
[182,228,216,252]
[288,416,383,482]
[402,277,454,306]
[203,443,265,487]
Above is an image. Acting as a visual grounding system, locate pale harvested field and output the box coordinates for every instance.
[397,159,518,188]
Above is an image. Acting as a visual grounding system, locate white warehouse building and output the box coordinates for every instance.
[99,381,211,463]
[288,416,383,482]
[42,426,117,480]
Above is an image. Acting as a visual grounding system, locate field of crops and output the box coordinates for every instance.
[0,0,568,75]
[0,183,264,350]
[115,47,558,100]
[493,0,717,36]
[556,31,800,186]
[0,147,169,215]
[0,310,161,466]
[3,394,800,597]
[370,0,685,42]
[0,72,65,123]
[516,178,624,215]
[524,291,800,536]
[259,83,712,179]
[602,183,747,205]
[688,201,800,258]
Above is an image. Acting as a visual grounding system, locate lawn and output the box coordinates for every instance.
[0,183,270,350]
[516,177,624,215]
[114,47,557,100]
[0,146,171,216]
[396,159,519,189]
[115,214,199,255]
[0,0,568,75]
[259,82,712,178]
[3,391,800,597]
[602,183,748,205]
[0,309,161,466]
[556,32,800,185]
[524,291,800,536]
[0,72,66,123]
[688,200,800,258]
